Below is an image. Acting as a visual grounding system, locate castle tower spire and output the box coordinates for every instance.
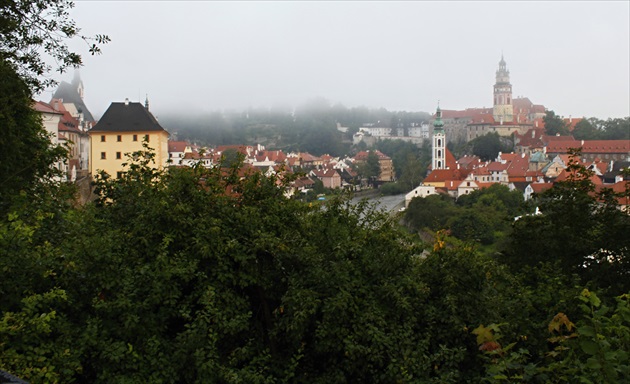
[72,69,84,100]
[432,103,446,170]
[493,54,513,123]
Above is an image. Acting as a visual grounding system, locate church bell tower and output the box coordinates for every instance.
[493,55,513,124]
[432,104,446,170]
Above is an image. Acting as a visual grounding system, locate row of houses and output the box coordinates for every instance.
[168,141,396,195]
[406,135,630,209]
[35,74,397,199]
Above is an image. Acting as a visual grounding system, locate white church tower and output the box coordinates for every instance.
[432,104,446,170]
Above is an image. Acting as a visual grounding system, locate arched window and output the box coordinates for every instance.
[438,150,442,157]
[437,139,442,146]
[437,161,442,168]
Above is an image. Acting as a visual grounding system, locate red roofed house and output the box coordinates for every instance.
[354,150,395,183]
[168,141,194,165]
[310,169,342,189]
[523,182,554,200]
[35,99,86,181]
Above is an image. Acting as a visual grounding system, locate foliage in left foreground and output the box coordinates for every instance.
[1,142,547,383]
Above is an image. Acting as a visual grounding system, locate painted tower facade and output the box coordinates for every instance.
[493,55,513,124]
[432,105,446,170]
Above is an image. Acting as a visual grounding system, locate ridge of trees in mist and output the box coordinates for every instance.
[159,99,432,156]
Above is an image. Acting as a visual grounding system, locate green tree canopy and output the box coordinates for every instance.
[470,132,507,161]
[502,150,630,293]
[543,110,570,136]
[0,58,67,215]
[0,0,109,91]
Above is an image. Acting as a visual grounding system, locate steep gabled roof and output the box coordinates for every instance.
[51,81,95,122]
[90,102,168,133]
[445,148,457,169]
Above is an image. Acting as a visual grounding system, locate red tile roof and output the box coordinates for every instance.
[487,162,509,172]
[547,140,630,154]
[469,114,496,124]
[300,152,321,163]
[555,169,603,185]
[423,168,470,183]
[168,141,189,152]
[456,155,482,169]
[33,101,63,115]
[530,182,553,194]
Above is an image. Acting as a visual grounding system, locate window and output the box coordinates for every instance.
[133,134,138,141]
[100,135,106,142]
[117,172,124,179]
[100,152,106,159]
[144,134,150,142]
[116,152,122,159]
[117,135,122,142]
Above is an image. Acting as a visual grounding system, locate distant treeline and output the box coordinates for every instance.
[159,99,431,157]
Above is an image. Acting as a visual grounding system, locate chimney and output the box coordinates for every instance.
[125,98,129,106]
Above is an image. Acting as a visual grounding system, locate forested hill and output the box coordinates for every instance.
[158,101,431,156]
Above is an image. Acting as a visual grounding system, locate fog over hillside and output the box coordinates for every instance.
[41,1,629,120]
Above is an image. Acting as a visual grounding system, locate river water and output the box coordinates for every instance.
[350,193,406,213]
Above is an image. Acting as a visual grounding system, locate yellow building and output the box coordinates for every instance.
[89,99,169,178]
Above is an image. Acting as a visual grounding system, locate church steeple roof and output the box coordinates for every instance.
[433,103,444,132]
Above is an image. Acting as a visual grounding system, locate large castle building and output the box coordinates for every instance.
[434,56,546,144]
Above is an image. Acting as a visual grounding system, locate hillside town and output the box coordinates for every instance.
[5,1,630,382]
[35,57,629,209]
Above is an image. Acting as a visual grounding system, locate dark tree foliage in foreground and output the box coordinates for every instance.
[503,149,630,294]
[0,58,69,216]
[1,148,529,383]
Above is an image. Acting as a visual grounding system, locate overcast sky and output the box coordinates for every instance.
[41,1,629,120]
